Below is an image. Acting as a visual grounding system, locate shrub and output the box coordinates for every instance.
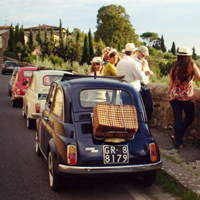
[164,52,174,59]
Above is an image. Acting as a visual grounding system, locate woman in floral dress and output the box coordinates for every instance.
[169,47,200,149]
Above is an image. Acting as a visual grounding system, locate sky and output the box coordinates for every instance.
[1,0,200,54]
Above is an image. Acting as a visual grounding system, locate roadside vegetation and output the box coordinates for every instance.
[156,171,200,200]
[3,4,200,87]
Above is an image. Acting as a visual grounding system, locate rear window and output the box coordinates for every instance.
[43,75,62,86]
[5,62,18,67]
[23,70,35,77]
[80,89,134,107]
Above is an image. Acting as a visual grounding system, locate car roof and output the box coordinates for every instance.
[33,69,72,76]
[58,73,132,91]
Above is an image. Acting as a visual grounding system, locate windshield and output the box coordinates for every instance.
[43,75,62,86]
[23,70,35,77]
[80,89,134,108]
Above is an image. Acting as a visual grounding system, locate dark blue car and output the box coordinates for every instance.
[35,74,162,191]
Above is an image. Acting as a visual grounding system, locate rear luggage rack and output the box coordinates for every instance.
[61,73,125,81]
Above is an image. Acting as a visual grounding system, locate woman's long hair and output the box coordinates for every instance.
[171,56,194,82]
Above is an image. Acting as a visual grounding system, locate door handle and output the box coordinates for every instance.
[43,116,49,121]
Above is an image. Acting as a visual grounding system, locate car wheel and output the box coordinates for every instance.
[35,131,42,156]
[22,109,26,118]
[134,170,158,187]
[48,151,63,191]
[26,117,35,129]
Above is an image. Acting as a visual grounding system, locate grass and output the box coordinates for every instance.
[156,170,200,200]
[160,152,183,165]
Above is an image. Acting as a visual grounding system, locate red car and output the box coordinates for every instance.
[11,66,38,107]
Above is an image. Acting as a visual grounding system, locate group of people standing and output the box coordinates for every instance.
[89,43,200,150]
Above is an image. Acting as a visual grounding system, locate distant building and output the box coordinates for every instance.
[0,24,67,64]
[0,25,10,63]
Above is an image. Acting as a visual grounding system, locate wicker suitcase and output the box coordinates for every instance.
[92,104,138,138]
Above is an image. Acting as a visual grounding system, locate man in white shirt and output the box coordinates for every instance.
[117,43,150,92]
[135,45,154,124]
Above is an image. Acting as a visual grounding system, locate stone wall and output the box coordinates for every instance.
[148,83,200,140]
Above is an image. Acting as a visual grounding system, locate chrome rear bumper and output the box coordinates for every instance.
[59,160,163,175]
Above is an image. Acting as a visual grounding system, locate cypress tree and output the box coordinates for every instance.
[171,42,176,55]
[14,24,20,46]
[59,19,63,46]
[28,28,33,50]
[36,26,42,45]
[81,35,89,64]
[8,24,14,52]
[88,29,94,62]
[161,34,166,52]
[192,47,198,60]
[50,27,54,41]
[19,25,25,45]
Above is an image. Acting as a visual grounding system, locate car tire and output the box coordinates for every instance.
[134,170,158,187]
[48,151,63,191]
[9,90,11,96]
[35,131,42,156]
[26,117,35,129]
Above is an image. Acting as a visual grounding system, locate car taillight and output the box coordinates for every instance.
[67,145,77,165]
[35,103,40,113]
[149,143,157,162]
[16,88,20,95]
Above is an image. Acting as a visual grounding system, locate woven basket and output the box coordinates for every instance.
[93,104,138,138]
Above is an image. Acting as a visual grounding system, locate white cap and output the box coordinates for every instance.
[138,46,149,56]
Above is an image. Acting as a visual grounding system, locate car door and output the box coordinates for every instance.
[44,86,64,152]
[40,83,57,156]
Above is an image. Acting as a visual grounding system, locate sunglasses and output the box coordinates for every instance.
[94,63,101,65]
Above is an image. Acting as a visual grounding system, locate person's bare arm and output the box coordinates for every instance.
[168,69,173,93]
[193,63,200,81]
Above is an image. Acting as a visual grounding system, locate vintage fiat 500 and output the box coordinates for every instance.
[35,74,162,191]
[22,69,72,129]
[11,66,38,107]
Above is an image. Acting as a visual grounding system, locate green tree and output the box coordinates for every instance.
[95,38,105,56]
[28,28,33,50]
[171,42,176,55]
[81,35,89,64]
[59,19,64,46]
[36,26,42,45]
[192,47,198,60]
[8,24,14,52]
[88,29,94,62]
[65,35,79,66]
[42,29,51,57]
[14,24,20,46]
[19,25,24,45]
[161,35,166,52]
[140,32,158,47]
[95,4,139,48]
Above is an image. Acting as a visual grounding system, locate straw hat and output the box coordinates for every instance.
[177,47,192,56]
[90,57,103,64]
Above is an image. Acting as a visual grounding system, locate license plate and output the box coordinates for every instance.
[103,145,129,164]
